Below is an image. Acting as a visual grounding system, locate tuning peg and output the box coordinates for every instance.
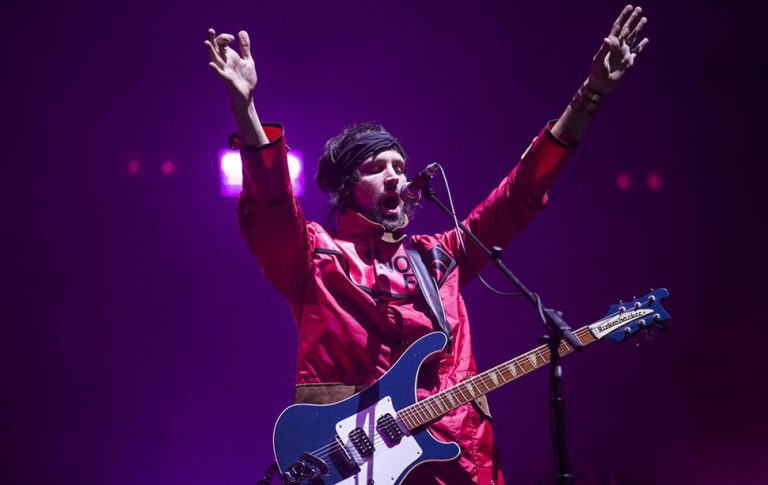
[634,301,642,310]
[648,288,655,293]
[618,305,627,313]
[648,295,656,305]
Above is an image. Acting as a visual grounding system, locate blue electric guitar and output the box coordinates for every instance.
[273,289,671,484]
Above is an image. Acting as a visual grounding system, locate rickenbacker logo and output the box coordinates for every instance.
[590,309,653,339]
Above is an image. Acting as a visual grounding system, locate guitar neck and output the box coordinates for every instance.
[399,326,598,430]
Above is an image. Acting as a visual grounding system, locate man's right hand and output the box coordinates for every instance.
[205,28,268,147]
[204,28,257,110]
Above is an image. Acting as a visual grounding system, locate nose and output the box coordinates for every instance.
[383,167,401,191]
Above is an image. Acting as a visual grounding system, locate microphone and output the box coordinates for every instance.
[400,163,439,203]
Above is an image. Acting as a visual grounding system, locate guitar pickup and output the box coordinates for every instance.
[376,413,404,445]
[348,427,375,457]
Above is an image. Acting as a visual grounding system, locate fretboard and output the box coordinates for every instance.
[398,326,597,430]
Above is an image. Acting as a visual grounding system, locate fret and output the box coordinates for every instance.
[466,380,477,397]
[433,395,446,413]
[476,376,490,393]
[396,322,613,431]
[439,394,451,413]
[489,370,500,386]
[456,384,470,402]
[414,403,428,423]
[426,400,439,418]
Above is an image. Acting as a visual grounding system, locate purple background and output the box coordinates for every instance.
[3,1,767,483]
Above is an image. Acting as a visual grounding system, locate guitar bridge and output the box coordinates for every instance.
[281,452,328,484]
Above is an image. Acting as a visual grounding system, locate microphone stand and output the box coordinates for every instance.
[423,186,583,485]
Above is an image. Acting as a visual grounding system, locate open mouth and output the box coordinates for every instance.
[381,194,401,212]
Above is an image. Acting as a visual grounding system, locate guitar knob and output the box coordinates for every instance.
[634,301,642,310]
[619,306,627,313]
[648,295,656,304]
[638,319,646,329]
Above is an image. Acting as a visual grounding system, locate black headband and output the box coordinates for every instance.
[316,132,405,194]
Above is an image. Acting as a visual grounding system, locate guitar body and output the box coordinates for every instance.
[273,332,460,484]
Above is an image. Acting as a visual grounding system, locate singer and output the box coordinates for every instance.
[205,5,648,484]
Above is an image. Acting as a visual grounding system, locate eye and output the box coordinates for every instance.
[359,162,382,174]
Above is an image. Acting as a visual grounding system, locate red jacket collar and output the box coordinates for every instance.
[336,209,408,243]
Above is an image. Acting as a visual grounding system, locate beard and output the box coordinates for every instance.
[362,197,417,232]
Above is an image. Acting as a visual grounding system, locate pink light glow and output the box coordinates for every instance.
[127,160,141,175]
[647,171,662,191]
[616,172,631,191]
[161,161,175,176]
[218,149,305,197]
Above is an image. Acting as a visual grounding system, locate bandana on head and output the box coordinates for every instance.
[316,132,405,194]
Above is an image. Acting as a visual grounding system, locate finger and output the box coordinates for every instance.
[632,38,650,55]
[238,31,252,60]
[620,7,643,39]
[215,33,235,46]
[208,61,226,77]
[627,17,648,43]
[204,39,224,66]
[610,5,634,37]
[593,37,611,64]
[214,33,235,58]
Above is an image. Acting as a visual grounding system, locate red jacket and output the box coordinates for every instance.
[238,123,573,484]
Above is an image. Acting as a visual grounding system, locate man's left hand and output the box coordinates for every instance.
[586,5,649,95]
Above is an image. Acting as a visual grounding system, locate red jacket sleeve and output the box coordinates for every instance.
[425,122,576,287]
[236,123,312,297]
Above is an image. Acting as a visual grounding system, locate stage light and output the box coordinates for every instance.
[287,150,305,197]
[127,160,141,175]
[161,160,175,176]
[647,171,662,192]
[616,172,631,191]
[218,149,305,197]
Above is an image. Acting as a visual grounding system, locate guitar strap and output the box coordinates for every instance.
[407,248,453,353]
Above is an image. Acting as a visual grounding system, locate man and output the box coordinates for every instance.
[205,5,648,484]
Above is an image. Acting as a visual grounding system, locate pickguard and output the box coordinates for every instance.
[335,397,421,484]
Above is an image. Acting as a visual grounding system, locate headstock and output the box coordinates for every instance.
[589,288,671,343]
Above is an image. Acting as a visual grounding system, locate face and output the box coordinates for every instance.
[351,150,409,231]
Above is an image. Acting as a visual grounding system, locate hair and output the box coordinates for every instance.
[316,122,407,209]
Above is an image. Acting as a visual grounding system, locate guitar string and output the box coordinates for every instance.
[307,320,615,459]
[295,305,662,467]
[404,304,660,420]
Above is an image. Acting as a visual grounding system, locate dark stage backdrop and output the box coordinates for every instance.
[3,1,766,483]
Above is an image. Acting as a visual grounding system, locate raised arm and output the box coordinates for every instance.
[205,29,310,298]
[204,28,269,147]
[552,5,649,144]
